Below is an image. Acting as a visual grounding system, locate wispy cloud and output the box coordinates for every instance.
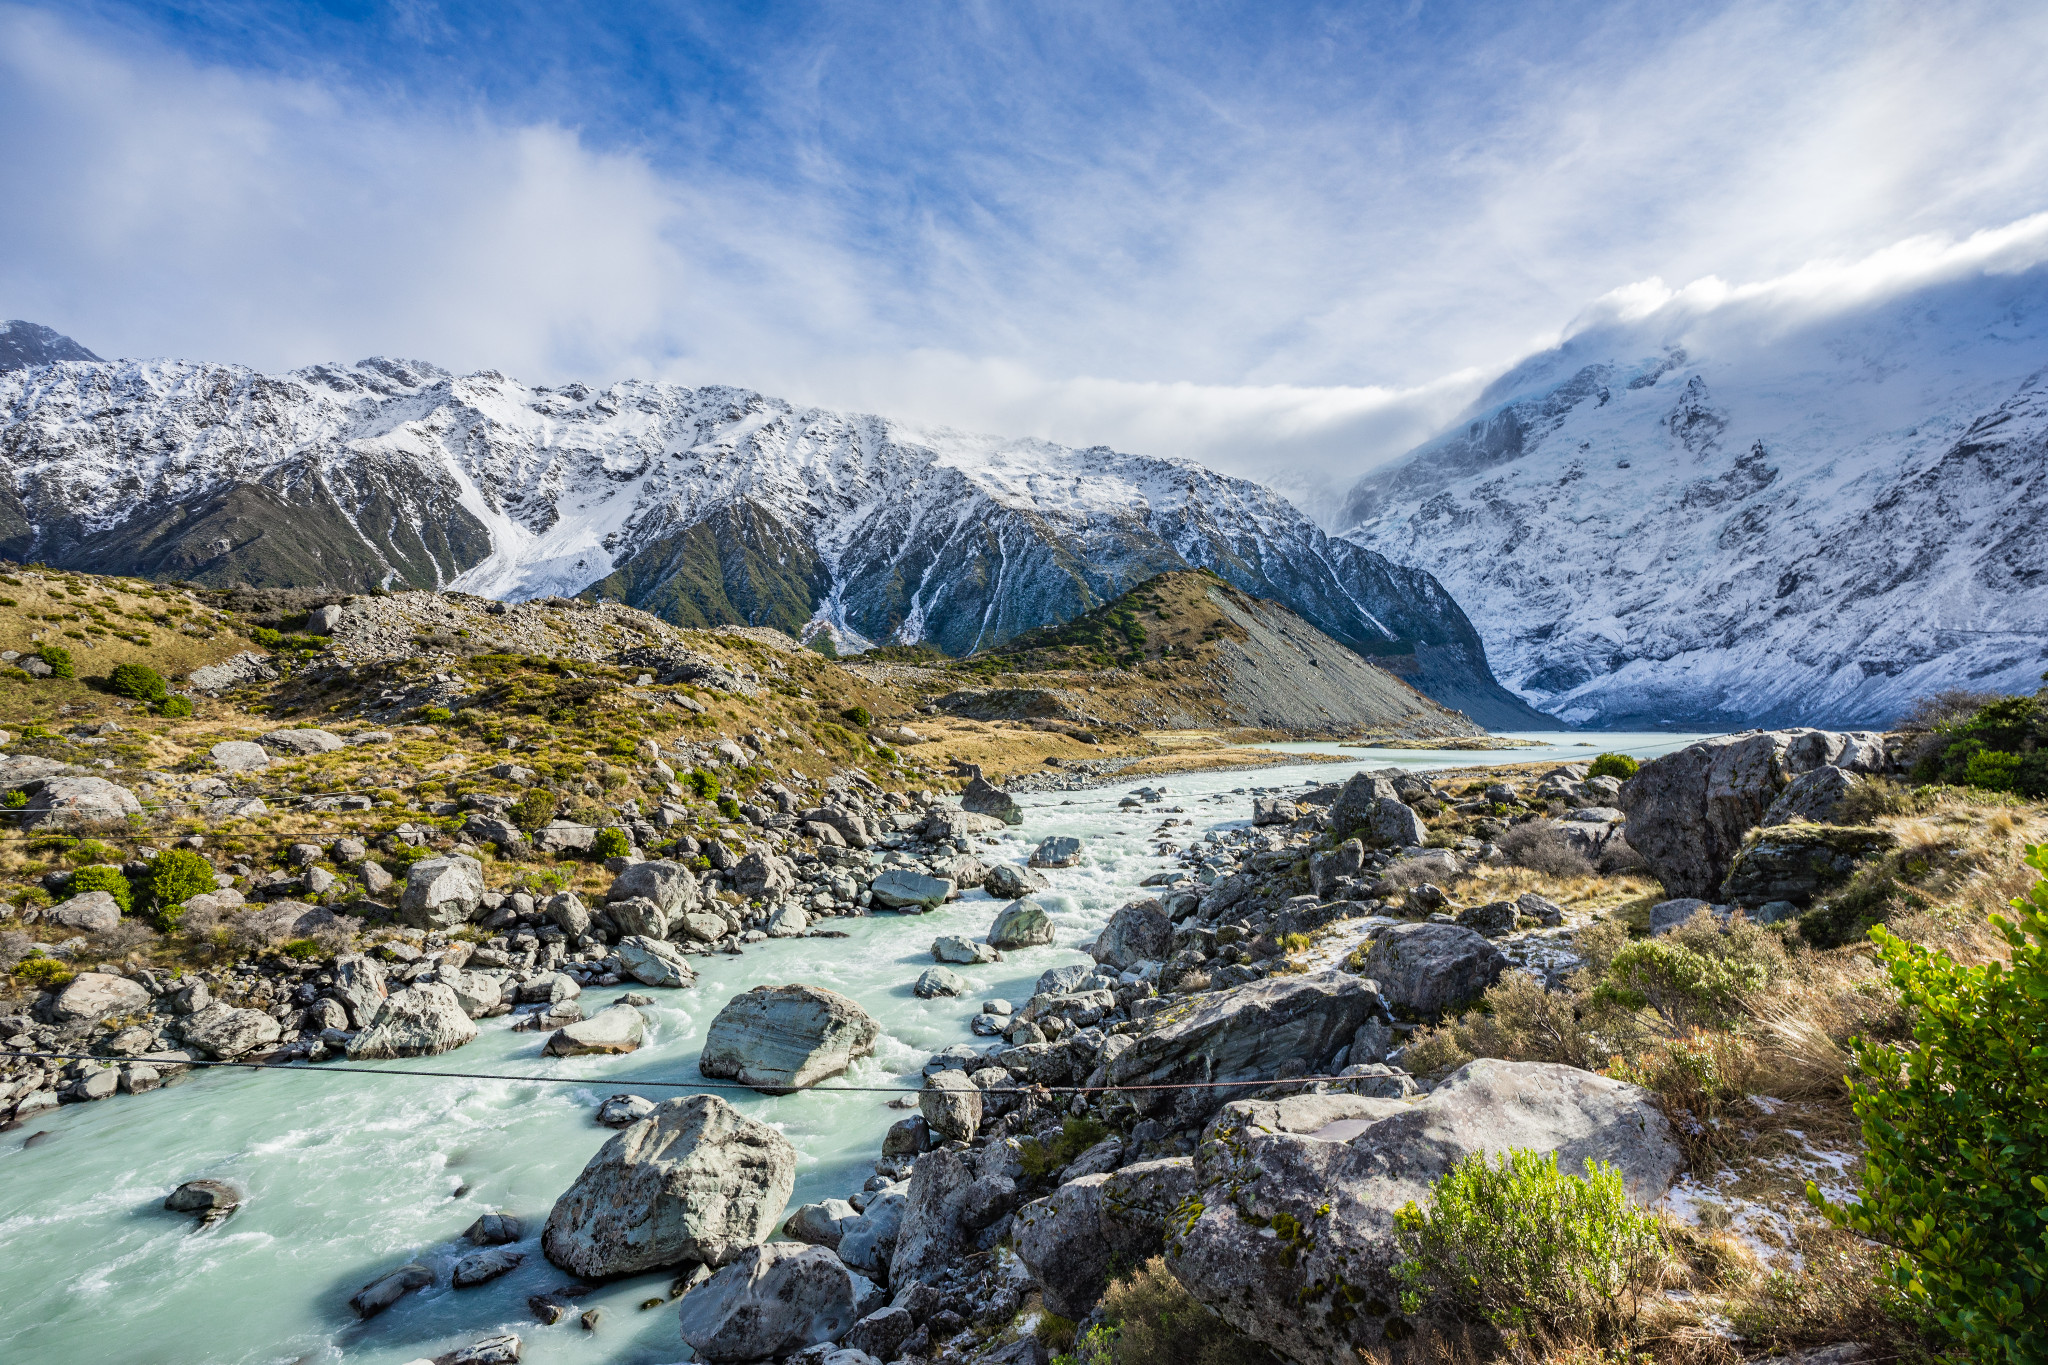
[4,1,2047,518]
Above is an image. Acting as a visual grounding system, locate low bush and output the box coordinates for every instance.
[840,704,872,728]
[716,794,742,821]
[686,768,719,800]
[107,662,168,702]
[37,644,75,678]
[148,847,218,930]
[14,953,74,989]
[1054,1257,1274,1365]
[65,863,134,915]
[1495,821,1593,878]
[1813,844,2048,1365]
[159,695,194,718]
[1018,1115,1111,1179]
[1392,1149,1665,1343]
[591,826,631,860]
[509,788,560,832]
[1910,692,2048,797]
[1586,752,1640,781]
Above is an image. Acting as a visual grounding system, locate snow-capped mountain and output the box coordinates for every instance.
[1338,253,2048,728]
[0,321,99,372]
[0,349,1548,727]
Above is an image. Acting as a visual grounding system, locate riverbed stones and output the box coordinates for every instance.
[542,1094,797,1278]
[1028,836,1082,869]
[869,870,952,911]
[596,1094,657,1128]
[675,1242,880,1364]
[46,889,123,932]
[1328,773,1398,835]
[346,983,479,1059]
[616,935,697,989]
[960,776,1024,825]
[398,854,485,930]
[914,966,968,998]
[784,1198,862,1248]
[1166,1060,1681,1361]
[986,899,1055,949]
[1088,897,1171,971]
[164,1179,242,1220]
[545,1004,647,1057]
[931,935,998,965]
[464,1211,524,1245]
[208,740,270,772]
[1354,922,1508,1016]
[178,1004,283,1059]
[350,1263,432,1318]
[699,984,881,1093]
[1106,970,1392,1121]
[50,971,150,1027]
[919,1069,983,1141]
[452,1247,525,1287]
[983,863,1048,901]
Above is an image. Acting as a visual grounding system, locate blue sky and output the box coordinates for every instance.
[6,1,2048,506]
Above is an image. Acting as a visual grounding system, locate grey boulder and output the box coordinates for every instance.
[675,1242,879,1364]
[164,1179,242,1219]
[398,854,485,930]
[346,983,478,1059]
[178,1003,283,1059]
[46,890,123,932]
[350,1263,432,1318]
[987,898,1055,949]
[914,966,969,998]
[1028,836,1083,869]
[1088,897,1170,971]
[50,971,149,1025]
[544,1004,646,1057]
[1354,922,1508,1016]
[783,1198,862,1248]
[260,727,345,754]
[960,776,1024,825]
[1015,1157,1196,1318]
[543,1094,797,1277]
[452,1247,524,1287]
[1762,765,1862,827]
[920,1069,983,1141]
[596,1094,657,1128]
[868,870,952,911]
[698,984,881,1093]
[1167,1060,1681,1362]
[1367,797,1427,847]
[984,864,1049,901]
[17,776,143,829]
[616,935,697,988]
[1328,773,1398,835]
[931,934,998,965]
[1721,824,1898,906]
[209,740,270,772]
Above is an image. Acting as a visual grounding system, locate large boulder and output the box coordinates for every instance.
[1761,766,1862,827]
[835,1191,908,1278]
[984,863,1049,901]
[868,870,952,911]
[1618,730,1892,899]
[50,971,151,1025]
[236,900,349,944]
[1328,773,1398,835]
[931,935,997,965]
[987,899,1055,950]
[397,855,485,930]
[735,850,799,899]
[346,983,479,1059]
[1088,898,1171,971]
[914,966,969,998]
[920,1070,982,1141]
[208,740,270,772]
[1029,836,1083,869]
[542,1094,797,1278]
[1166,1060,1682,1362]
[960,776,1024,825]
[606,860,700,917]
[545,1004,647,1056]
[675,1243,879,1363]
[1106,970,1392,1121]
[17,776,142,829]
[328,953,388,1029]
[699,984,881,1093]
[259,727,345,754]
[1720,825,1899,906]
[616,935,697,988]
[1015,1158,1196,1318]
[45,890,122,932]
[440,969,504,1019]
[1366,797,1427,847]
[534,820,598,855]
[1354,922,1508,1016]
[1310,839,1366,899]
[888,1140,1024,1287]
[178,1003,283,1059]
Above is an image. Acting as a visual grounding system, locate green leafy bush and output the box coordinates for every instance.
[14,954,74,989]
[1591,935,1770,1035]
[36,644,75,678]
[509,788,560,831]
[686,768,719,800]
[1587,752,1640,780]
[1911,693,2048,797]
[591,826,631,859]
[1392,1149,1665,1341]
[107,662,168,702]
[1963,749,2025,792]
[279,939,324,961]
[159,695,194,718]
[715,794,742,821]
[65,863,133,915]
[1019,1115,1112,1179]
[1,789,25,808]
[149,847,218,929]
[419,705,453,724]
[1812,844,2048,1364]
[840,704,872,728]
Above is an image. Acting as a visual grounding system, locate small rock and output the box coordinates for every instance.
[544,1004,646,1057]
[987,898,1055,949]
[983,864,1048,901]
[464,1211,523,1245]
[452,1247,525,1287]
[930,935,998,965]
[595,1094,657,1128]
[350,1263,433,1318]
[1028,836,1082,869]
[914,966,969,998]
[164,1179,241,1219]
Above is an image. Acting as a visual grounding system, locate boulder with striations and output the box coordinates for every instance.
[698,984,881,1093]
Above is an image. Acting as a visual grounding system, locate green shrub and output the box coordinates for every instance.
[1591,935,1769,1035]
[1812,844,2048,1365]
[1,789,24,809]
[1963,748,2025,792]
[1018,1116,1111,1179]
[840,704,872,728]
[36,644,75,678]
[1912,694,2048,797]
[106,662,168,702]
[14,954,74,989]
[159,695,194,718]
[65,863,133,915]
[591,826,631,859]
[1392,1149,1665,1341]
[686,768,719,801]
[715,794,742,821]
[1587,752,1640,781]
[509,788,560,832]
[279,939,324,961]
[1053,1257,1273,1365]
[68,838,119,867]
[149,847,217,925]
[419,705,453,724]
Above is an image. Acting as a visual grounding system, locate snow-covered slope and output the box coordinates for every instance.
[0,321,99,372]
[0,351,1548,727]
[1338,259,2048,728]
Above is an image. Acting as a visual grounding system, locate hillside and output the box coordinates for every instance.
[0,321,99,373]
[0,345,1547,729]
[1339,257,2048,728]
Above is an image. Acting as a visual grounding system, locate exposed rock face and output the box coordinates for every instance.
[545,1004,647,1056]
[889,1140,1024,1287]
[1762,765,1862,827]
[543,1094,797,1278]
[208,740,270,772]
[868,870,952,911]
[616,935,697,988]
[699,984,881,1093]
[983,864,1049,901]
[735,850,798,900]
[259,727,344,754]
[1014,1158,1196,1318]
[398,854,485,930]
[45,890,121,932]
[987,899,1055,950]
[1721,825,1898,906]
[1167,1061,1682,1362]
[675,1242,879,1364]
[346,983,479,1059]
[1107,970,1392,1121]
[1355,923,1508,1016]
[1329,774,1397,835]
[1617,729,1892,898]
[1367,797,1427,847]
[1089,898,1171,971]
[960,777,1023,825]
[606,860,699,918]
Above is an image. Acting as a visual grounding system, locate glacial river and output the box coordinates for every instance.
[0,733,1709,1365]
